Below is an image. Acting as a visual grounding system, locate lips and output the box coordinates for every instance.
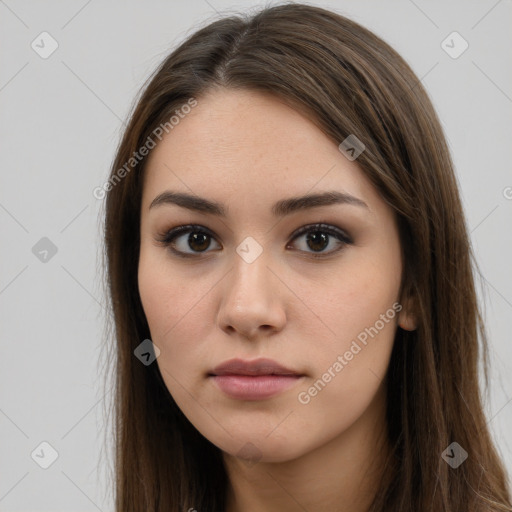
[210,357,301,377]
[209,358,304,400]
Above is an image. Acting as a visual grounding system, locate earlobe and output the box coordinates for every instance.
[398,313,417,331]
[397,294,418,331]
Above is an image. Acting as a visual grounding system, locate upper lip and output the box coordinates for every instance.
[210,358,302,376]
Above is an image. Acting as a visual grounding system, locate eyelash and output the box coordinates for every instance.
[155,223,353,260]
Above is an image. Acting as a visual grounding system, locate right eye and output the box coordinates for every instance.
[155,224,221,258]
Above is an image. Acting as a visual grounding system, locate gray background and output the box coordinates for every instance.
[1,0,511,510]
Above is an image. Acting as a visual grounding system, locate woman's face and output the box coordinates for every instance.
[138,88,409,463]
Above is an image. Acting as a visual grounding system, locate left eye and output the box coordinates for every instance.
[156,223,353,259]
[289,223,352,257]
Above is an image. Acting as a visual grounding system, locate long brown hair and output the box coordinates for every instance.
[100,2,512,510]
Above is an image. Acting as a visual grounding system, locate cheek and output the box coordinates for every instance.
[137,249,215,381]
[296,249,401,354]
[292,246,400,415]
[138,245,196,339]
[292,288,398,455]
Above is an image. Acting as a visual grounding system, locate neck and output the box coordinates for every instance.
[223,383,390,512]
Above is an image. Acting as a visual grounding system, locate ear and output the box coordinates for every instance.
[397,293,418,331]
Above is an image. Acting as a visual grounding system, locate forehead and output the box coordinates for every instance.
[141,88,381,217]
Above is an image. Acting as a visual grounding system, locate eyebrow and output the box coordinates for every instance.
[148,190,369,217]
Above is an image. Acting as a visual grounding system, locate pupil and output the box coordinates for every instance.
[189,232,210,252]
[307,231,328,252]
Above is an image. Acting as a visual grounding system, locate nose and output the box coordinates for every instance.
[217,249,287,341]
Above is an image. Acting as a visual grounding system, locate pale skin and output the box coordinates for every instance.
[138,88,417,512]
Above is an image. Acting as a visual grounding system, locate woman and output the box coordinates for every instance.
[101,3,512,510]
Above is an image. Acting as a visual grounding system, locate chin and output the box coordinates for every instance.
[201,428,311,465]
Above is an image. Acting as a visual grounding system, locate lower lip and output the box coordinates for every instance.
[210,374,303,400]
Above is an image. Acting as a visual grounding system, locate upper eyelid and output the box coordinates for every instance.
[161,222,350,238]
[291,223,352,241]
